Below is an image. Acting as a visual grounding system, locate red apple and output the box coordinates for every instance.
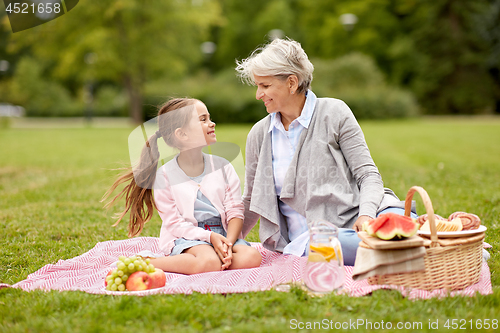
[149,268,166,289]
[126,271,151,291]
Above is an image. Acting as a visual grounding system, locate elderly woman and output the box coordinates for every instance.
[236,38,413,265]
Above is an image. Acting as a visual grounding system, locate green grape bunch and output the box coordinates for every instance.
[104,255,156,291]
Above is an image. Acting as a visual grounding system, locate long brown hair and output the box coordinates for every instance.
[102,98,198,237]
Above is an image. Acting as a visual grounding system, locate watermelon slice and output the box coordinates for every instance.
[364,213,419,240]
[364,214,390,235]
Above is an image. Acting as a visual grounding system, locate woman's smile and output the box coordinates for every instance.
[253,75,292,114]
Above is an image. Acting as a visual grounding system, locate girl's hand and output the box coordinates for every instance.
[221,243,233,270]
[210,232,232,267]
[222,217,242,269]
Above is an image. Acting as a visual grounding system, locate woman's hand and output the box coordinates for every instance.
[210,232,233,269]
[352,215,373,232]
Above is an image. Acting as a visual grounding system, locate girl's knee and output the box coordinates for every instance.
[234,246,262,268]
[194,254,221,273]
[249,249,262,267]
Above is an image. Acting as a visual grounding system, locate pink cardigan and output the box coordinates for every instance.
[154,154,244,255]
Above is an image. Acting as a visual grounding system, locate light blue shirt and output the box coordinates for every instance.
[269,90,317,256]
[187,156,220,222]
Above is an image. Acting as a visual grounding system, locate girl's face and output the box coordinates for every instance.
[180,101,216,149]
[253,74,293,114]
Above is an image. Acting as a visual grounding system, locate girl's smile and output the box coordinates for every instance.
[195,101,217,145]
[180,101,216,149]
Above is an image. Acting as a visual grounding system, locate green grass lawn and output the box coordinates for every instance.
[1,118,499,332]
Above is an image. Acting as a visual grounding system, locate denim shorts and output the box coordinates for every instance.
[170,216,250,256]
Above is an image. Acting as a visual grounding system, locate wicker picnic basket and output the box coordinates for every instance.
[368,186,484,291]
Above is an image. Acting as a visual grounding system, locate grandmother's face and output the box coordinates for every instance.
[253,75,291,114]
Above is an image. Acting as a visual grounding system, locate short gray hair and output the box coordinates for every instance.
[235,38,314,94]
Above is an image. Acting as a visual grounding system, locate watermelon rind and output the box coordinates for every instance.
[397,217,420,238]
[362,220,372,235]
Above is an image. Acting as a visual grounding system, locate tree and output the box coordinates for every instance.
[8,0,222,123]
[406,0,498,114]
[210,0,297,71]
[474,0,500,113]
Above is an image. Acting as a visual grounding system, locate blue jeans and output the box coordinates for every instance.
[339,207,418,266]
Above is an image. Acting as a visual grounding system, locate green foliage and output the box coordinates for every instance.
[1,121,500,332]
[212,0,500,115]
[295,0,399,61]
[211,0,296,71]
[407,0,497,114]
[6,0,222,122]
[338,88,419,119]
[92,86,128,117]
[2,0,500,118]
[314,53,384,88]
[9,57,83,116]
[313,54,419,119]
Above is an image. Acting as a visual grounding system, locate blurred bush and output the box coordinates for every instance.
[92,86,128,117]
[7,58,128,117]
[312,53,419,119]
[9,57,83,117]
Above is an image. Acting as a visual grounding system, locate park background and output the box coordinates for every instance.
[1,0,500,122]
[1,1,500,332]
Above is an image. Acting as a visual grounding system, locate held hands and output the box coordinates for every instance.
[210,232,233,270]
[352,215,373,232]
[221,243,233,270]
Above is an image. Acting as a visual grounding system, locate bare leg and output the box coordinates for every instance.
[227,245,262,270]
[149,245,222,274]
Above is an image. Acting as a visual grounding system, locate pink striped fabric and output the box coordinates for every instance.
[3,237,492,299]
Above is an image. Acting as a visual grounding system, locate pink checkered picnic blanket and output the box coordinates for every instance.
[2,237,492,299]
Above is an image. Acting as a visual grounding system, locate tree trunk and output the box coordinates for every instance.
[124,74,143,125]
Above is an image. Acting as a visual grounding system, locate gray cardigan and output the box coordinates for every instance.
[242,97,404,252]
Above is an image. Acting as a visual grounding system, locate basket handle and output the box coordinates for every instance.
[404,186,439,247]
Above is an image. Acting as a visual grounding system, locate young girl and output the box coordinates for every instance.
[103,98,262,274]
